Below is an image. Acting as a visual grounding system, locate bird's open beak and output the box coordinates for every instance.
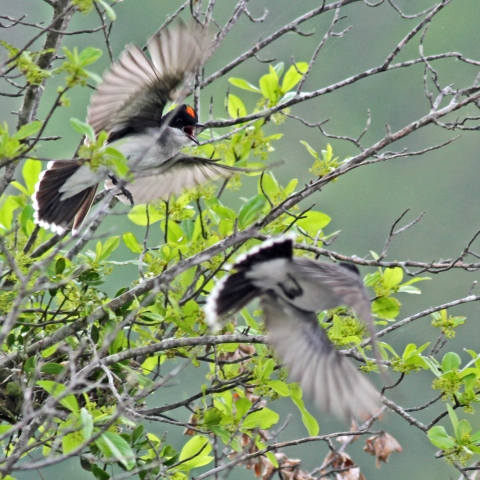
[183,123,205,145]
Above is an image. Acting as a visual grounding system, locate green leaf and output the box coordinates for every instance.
[178,435,213,470]
[405,356,429,370]
[96,431,135,470]
[241,308,259,330]
[258,171,280,198]
[469,429,480,444]
[41,343,59,358]
[442,352,462,372]
[0,196,20,230]
[267,379,290,397]
[40,363,66,375]
[447,404,459,432]
[284,178,298,196]
[106,148,130,179]
[372,296,401,319]
[462,372,477,393]
[80,408,94,441]
[91,464,111,480]
[423,356,442,377]
[402,342,430,360]
[96,0,117,20]
[209,426,231,445]
[97,236,120,262]
[37,380,79,414]
[141,354,163,374]
[272,62,284,78]
[12,120,42,140]
[78,46,103,66]
[238,195,267,229]
[70,118,96,142]
[465,349,480,370]
[85,69,103,83]
[383,267,403,288]
[10,181,29,196]
[128,204,164,225]
[300,140,319,160]
[364,270,381,286]
[397,285,421,294]
[234,398,252,420]
[162,220,186,244]
[289,384,319,436]
[55,257,66,275]
[108,329,125,355]
[378,341,398,359]
[229,77,260,93]
[131,424,144,445]
[227,94,247,118]
[259,72,279,103]
[281,62,308,92]
[208,202,236,222]
[24,356,36,373]
[203,408,223,427]
[242,408,279,430]
[257,358,275,381]
[123,232,142,253]
[22,158,42,195]
[281,91,298,102]
[428,426,455,449]
[456,419,471,441]
[20,204,35,236]
[402,344,417,359]
[62,431,84,454]
[266,451,279,467]
[296,211,331,236]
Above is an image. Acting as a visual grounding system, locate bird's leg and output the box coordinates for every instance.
[108,174,134,206]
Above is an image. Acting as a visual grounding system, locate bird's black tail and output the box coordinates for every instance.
[233,235,293,270]
[204,236,294,328]
[32,161,97,235]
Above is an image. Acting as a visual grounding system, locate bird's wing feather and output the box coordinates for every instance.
[261,295,380,420]
[87,20,209,136]
[292,258,373,324]
[108,156,240,204]
[291,257,384,381]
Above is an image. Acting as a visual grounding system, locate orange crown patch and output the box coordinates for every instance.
[185,105,196,119]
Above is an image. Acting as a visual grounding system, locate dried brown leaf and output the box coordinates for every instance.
[319,451,365,480]
[364,432,402,468]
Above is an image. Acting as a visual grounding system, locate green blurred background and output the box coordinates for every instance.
[2,0,480,478]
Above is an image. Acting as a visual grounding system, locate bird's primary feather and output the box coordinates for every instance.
[87,20,209,139]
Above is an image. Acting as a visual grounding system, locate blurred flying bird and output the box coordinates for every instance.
[205,235,380,420]
[33,20,251,234]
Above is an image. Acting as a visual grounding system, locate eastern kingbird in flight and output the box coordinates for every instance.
[33,21,251,234]
[205,235,380,420]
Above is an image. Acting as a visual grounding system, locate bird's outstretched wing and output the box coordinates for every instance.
[261,295,380,420]
[87,20,210,138]
[292,258,373,325]
[106,155,257,205]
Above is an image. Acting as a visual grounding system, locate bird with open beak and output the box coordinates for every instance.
[33,20,251,234]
